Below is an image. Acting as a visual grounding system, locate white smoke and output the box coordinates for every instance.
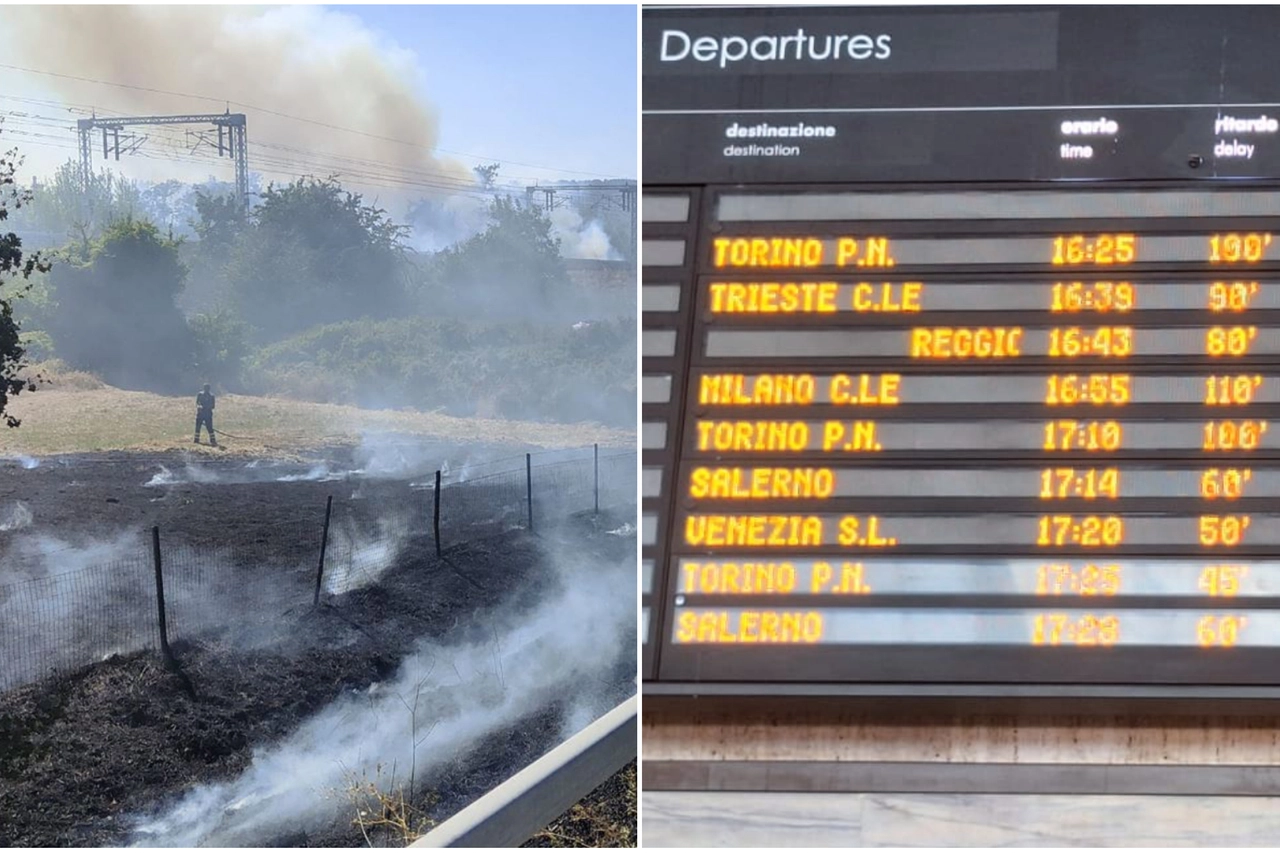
[0,501,33,532]
[145,463,220,487]
[0,531,151,691]
[1,453,40,470]
[409,191,625,261]
[127,545,634,847]
[408,458,487,490]
[440,457,480,485]
[2,532,141,582]
[356,432,519,485]
[352,431,442,480]
[550,207,621,260]
[406,193,492,253]
[276,464,346,483]
[320,514,411,596]
[143,460,361,487]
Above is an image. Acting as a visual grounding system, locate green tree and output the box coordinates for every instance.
[221,176,410,341]
[472,163,500,190]
[189,305,249,388]
[177,190,247,317]
[192,190,245,260]
[140,179,197,237]
[432,196,565,303]
[0,132,50,427]
[47,217,194,393]
[10,159,142,246]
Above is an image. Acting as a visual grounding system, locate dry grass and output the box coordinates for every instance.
[342,771,438,848]
[18,359,105,391]
[527,761,638,848]
[0,372,633,459]
[336,761,638,848]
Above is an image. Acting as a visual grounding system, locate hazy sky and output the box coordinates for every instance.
[0,4,637,195]
[337,4,637,179]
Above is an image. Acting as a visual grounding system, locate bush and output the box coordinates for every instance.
[189,308,249,389]
[17,358,105,391]
[16,330,54,363]
[46,218,196,394]
[243,315,635,427]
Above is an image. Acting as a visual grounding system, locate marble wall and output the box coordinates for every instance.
[642,790,1280,847]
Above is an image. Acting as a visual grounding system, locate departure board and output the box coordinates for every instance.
[642,4,1280,691]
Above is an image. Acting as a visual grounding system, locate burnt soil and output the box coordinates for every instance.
[0,449,637,847]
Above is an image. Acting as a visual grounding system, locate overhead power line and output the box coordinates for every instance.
[0,62,621,179]
[0,107,595,198]
[3,124,512,200]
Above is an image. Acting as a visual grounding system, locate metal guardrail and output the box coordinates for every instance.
[412,695,638,848]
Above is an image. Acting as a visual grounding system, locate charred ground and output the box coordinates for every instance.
[0,448,637,847]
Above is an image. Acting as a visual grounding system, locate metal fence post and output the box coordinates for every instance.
[593,443,600,515]
[526,452,534,531]
[151,526,175,667]
[433,469,442,557]
[313,495,333,606]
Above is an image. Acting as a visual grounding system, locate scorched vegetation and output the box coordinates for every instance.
[0,446,637,847]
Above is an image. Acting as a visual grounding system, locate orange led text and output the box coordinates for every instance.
[689,467,835,499]
[910,327,1023,359]
[686,514,825,547]
[684,515,896,548]
[708,282,839,313]
[698,374,900,406]
[711,236,895,268]
[675,610,825,644]
[680,560,798,594]
[699,373,816,405]
[852,282,921,312]
[693,420,881,453]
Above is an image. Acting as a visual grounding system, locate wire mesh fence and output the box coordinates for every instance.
[0,553,158,692]
[0,444,635,695]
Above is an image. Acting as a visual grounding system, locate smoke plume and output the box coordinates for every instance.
[127,540,635,846]
[409,192,626,260]
[550,207,622,261]
[2,5,471,201]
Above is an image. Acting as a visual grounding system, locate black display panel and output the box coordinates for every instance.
[642,4,1280,693]
[643,6,1280,185]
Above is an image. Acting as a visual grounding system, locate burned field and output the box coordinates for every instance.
[0,447,638,847]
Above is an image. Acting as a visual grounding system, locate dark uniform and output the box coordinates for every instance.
[195,385,217,446]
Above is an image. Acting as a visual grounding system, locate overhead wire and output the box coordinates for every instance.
[0,61,621,179]
[0,105,622,199]
[0,120,473,198]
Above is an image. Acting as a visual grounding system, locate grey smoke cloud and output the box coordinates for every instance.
[1,5,471,199]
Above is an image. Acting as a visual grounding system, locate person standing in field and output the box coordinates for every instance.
[194,383,218,446]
